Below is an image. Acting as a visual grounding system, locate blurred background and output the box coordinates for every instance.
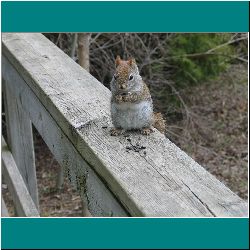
[3,33,248,216]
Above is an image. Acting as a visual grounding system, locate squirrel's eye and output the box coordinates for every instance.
[114,75,117,80]
[129,75,134,81]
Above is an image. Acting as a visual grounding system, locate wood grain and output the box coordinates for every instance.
[2,198,9,217]
[3,78,39,208]
[2,56,128,217]
[2,33,248,217]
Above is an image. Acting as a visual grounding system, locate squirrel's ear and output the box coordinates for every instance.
[115,56,121,67]
[128,57,136,66]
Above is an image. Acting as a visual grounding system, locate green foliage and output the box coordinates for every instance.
[168,34,236,85]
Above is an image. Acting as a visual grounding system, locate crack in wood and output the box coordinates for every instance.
[181,181,216,217]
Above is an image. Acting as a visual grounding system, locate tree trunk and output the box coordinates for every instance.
[77,33,90,72]
[70,33,78,59]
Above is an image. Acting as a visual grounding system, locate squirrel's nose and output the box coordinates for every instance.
[120,84,126,90]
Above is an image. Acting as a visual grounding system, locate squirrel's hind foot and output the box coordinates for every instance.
[110,127,123,136]
[140,127,154,135]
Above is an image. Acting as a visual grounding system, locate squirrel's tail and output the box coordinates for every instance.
[153,112,166,134]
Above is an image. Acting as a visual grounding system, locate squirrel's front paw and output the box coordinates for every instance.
[140,127,154,135]
[114,95,123,103]
[115,95,124,103]
[110,128,123,136]
[122,95,130,102]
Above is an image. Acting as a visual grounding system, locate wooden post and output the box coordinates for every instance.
[2,79,11,147]
[56,164,64,190]
[1,198,9,217]
[3,80,39,209]
[2,136,40,217]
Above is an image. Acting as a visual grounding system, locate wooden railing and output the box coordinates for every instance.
[1,33,248,217]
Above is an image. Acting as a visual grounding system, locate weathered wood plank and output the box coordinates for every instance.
[2,57,128,217]
[1,198,9,217]
[1,137,40,217]
[2,33,248,217]
[2,79,11,147]
[3,79,39,209]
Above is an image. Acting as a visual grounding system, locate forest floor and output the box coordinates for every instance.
[2,64,248,217]
[165,64,248,200]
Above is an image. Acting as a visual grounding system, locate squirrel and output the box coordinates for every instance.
[110,56,166,136]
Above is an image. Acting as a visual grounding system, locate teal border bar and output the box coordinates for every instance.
[1,1,249,32]
[1,218,249,249]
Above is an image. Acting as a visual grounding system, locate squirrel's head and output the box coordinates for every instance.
[112,56,141,92]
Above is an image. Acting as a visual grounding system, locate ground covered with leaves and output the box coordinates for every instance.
[165,64,248,200]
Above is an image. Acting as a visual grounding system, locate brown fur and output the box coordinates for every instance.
[112,81,151,103]
[153,112,166,134]
[111,56,166,135]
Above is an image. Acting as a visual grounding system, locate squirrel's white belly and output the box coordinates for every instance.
[111,101,153,130]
